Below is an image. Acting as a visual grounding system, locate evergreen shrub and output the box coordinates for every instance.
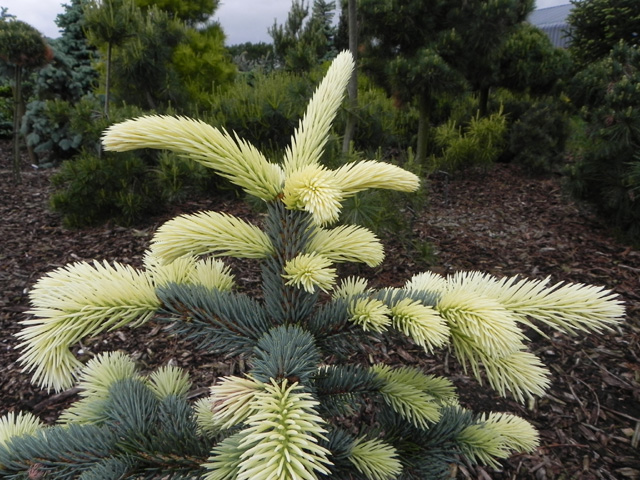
[508,98,570,173]
[153,151,220,203]
[50,150,156,227]
[22,96,147,164]
[204,71,313,154]
[334,86,418,151]
[429,110,507,173]
[2,52,625,479]
[567,42,640,242]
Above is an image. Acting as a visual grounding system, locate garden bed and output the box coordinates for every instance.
[1,140,638,479]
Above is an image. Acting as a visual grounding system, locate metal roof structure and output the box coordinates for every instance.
[528,4,574,48]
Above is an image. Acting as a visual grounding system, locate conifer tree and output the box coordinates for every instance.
[0,51,625,479]
[83,0,140,117]
[270,0,337,72]
[33,0,98,102]
[0,16,52,181]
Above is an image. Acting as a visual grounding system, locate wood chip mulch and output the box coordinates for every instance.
[1,141,638,479]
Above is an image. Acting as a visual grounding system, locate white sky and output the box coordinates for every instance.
[0,0,569,45]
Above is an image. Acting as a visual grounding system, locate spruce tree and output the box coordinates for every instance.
[1,51,625,479]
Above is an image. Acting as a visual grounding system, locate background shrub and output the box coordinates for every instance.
[50,150,156,227]
[508,97,570,173]
[203,70,313,154]
[152,151,221,203]
[429,110,507,173]
[566,42,640,242]
[22,96,146,164]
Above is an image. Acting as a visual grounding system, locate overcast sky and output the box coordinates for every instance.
[1,0,570,45]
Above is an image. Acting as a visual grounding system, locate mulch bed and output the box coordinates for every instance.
[1,139,638,479]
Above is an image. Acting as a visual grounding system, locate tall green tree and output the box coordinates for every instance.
[0,16,51,181]
[83,0,139,117]
[359,0,531,162]
[568,0,640,68]
[341,0,358,153]
[109,5,185,110]
[568,42,640,240]
[458,0,533,116]
[497,22,572,95]
[270,0,337,72]
[35,0,98,101]
[135,0,219,26]
[172,24,236,105]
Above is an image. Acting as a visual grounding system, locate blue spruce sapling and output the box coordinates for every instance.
[1,51,624,479]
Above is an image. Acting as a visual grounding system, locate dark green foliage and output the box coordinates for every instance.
[358,0,533,160]
[134,0,220,26]
[269,0,338,72]
[153,152,219,203]
[50,151,157,227]
[497,23,572,95]
[0,83,11,138]
[333,84,419,151]
[204,71,314,154]
[0,19,50,69]
[205,71,417,159]
[109,6,186,110]
[568,0,640,67]
[228,42,276,73]
[83,0,140,116]
[508,97,570,173]
[567,42,640,242]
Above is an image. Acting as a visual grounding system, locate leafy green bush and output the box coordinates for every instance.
[50,150,157,227]
[429,110,507,172]
[508,98,570,173]
[566,42,640,242]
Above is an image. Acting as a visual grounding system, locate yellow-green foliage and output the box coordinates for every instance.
[172,26,236,105]
[430,110,507,172]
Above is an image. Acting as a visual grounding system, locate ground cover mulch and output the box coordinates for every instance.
[0,140,638,479]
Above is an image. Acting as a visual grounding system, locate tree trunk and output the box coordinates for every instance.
[105,41,112,118]
[341,0,358,154]
[12,66,23,184]
[478,86,490,117]
[416,92,430,164]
